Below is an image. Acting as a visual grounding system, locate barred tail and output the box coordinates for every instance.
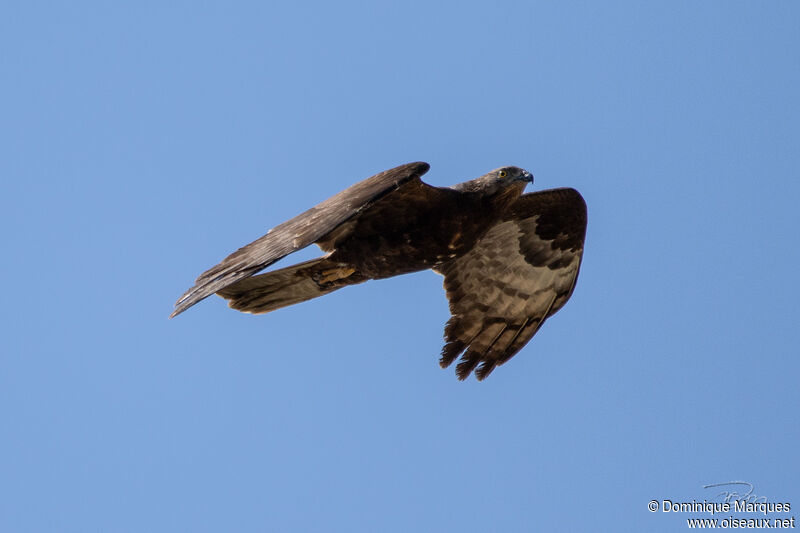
[216,257,364,314]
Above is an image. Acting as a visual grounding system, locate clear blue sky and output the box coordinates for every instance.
[2,1,798,531]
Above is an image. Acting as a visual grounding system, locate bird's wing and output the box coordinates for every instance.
[434,187,587,380]
[171,162,430,317]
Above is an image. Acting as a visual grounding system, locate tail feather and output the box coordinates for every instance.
[216,257,364,314]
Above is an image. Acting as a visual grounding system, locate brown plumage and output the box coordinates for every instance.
[172,162,587,380]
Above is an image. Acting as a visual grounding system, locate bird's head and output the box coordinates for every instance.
[453,166,534,195]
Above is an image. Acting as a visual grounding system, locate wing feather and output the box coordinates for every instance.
[171,162,430,317]
[435,187,587,380]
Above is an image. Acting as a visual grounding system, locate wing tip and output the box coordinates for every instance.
[169,287,206,318]
[455,351,480,380]
[169,298,192,319]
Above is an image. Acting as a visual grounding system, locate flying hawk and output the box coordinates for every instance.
[172,162,587,380]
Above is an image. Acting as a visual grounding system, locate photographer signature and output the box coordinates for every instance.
[703,481,767,504]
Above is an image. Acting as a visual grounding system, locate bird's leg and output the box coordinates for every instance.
[314,265,356,285]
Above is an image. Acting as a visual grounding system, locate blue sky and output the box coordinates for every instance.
[2,1,799,531]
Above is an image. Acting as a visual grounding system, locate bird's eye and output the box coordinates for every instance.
[498,170,507,178]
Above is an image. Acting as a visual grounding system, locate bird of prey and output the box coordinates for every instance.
[172,162,587,380]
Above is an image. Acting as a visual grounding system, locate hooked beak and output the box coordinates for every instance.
[519,170,534,183]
